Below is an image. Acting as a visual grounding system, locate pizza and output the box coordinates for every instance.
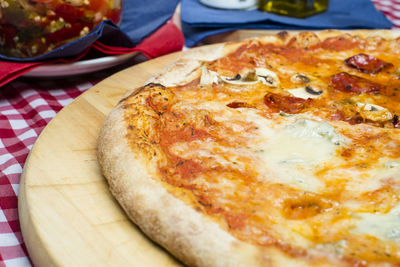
[97,30,400,266]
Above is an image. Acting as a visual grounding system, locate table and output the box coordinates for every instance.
[0,1,398,265]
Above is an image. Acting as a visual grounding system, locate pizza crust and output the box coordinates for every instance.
[98,30,400,266]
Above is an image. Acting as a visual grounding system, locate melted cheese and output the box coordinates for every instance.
[354,203,400,244]
[248,113,344,192]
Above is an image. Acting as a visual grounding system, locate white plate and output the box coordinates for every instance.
[23,52,137,77]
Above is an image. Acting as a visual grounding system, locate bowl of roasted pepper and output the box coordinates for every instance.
[0,0,123,58]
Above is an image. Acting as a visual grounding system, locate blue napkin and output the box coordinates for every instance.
[1,0,180,62]
[181,0,393,47]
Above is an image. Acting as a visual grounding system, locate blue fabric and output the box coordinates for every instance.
[181,0,393,47]
[1,0,180,62]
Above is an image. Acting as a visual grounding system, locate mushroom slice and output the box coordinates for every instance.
[226,74,242,81]
[356,102,393,122]
[290,73,310,84]
[199,66,220,87]
[220,68,279,86]
[305,86,323,96]
[255,68,279,86]
[288,85,323,99]
[220,69,259,85]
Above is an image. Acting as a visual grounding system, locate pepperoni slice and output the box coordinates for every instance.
[345,53,392,74]
[330,72,383,94]
[263,92,311,114]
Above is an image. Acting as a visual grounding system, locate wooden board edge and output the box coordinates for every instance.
[18,154,58,267]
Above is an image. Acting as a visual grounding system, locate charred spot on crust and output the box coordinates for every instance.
[146,82,166,89]
[119,83,167,105]
[277,31,289,40]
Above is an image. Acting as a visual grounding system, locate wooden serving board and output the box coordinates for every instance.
[18,51,186,266]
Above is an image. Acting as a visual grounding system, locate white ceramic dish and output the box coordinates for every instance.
[199,0,257,9]
[23,53,137,77]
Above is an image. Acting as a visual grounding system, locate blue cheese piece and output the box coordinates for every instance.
[285,119,346,146]
[353,204,400,243]
[247,115,347,192]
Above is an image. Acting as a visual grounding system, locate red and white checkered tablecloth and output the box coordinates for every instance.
[0,1,398,265]
[375,0,400,28]
[0,73,104,266]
